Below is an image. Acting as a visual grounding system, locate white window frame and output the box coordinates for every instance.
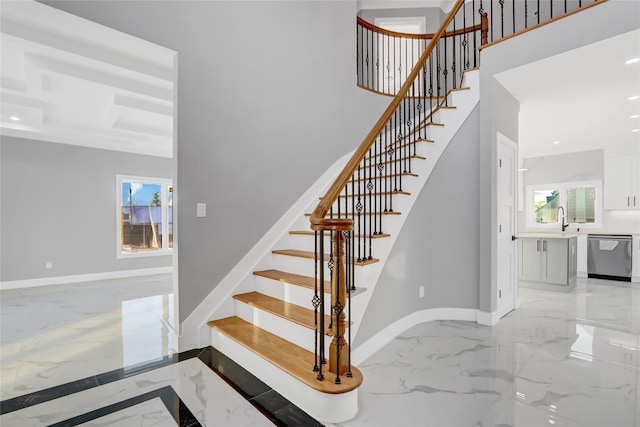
[116,175,173,258]
[525,180,603,230]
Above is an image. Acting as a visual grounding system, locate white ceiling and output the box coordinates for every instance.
[494,28,640,159]
[0,1,176,158]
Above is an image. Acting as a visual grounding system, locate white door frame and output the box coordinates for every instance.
[496,132,519,319]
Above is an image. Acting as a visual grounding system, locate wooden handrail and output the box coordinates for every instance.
[357,16,481,40]
[311,0,466,230]
[479,0,607,51]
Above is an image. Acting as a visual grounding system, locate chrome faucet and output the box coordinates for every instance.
[557,206,569,232]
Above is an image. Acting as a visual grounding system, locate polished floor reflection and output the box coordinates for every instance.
[1,276,638,426]
[341,278,639,427]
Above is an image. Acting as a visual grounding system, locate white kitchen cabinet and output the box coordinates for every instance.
[519,236,577,290]
[577,234,588,277]
[634,235,640,283]
[604,154,640,210]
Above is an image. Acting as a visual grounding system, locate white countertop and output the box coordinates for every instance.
[518,233,579,239]
[519,230,639,237]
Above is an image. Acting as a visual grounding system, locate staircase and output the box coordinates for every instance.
[198,0,605,423]
[207,68,480,422]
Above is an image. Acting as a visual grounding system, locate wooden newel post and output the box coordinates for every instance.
[329,231,349,375]
[481,12,489,45]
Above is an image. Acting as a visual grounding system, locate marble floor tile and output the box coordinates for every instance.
[338,278,640,426]
[2,274,638,426]
[77,397,175,427]
[0,275,176,400]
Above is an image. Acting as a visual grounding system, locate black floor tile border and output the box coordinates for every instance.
[1,345,325,427]
[0,348,202,415]
[197,346,324,427]
[47,385,201,427]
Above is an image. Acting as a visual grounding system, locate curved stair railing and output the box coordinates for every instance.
[357,15,484,96]
[310,0,605,386]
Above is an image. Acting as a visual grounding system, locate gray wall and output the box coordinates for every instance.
[0,136,173,281]
[478,0,640,313]
[355,105,480,346]
[42,1,389,323]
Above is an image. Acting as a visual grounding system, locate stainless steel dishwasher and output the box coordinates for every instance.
[587,234,632,282]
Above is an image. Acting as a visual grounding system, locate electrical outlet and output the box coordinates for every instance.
[419,286,424,298]
[45,261,53,269]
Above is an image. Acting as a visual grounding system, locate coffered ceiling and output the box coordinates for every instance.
[0,0,176,158]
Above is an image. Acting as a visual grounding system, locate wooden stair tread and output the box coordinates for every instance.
[349,172,419,183]
[336,190,411,198]
[233,291,333,334]
[253,269,367,297]
[289,231,391,239]
[254,269,324,289]
[304,211,401,217]
[358,155,426,169]
[272,249,379,265]
[208,316,363,394]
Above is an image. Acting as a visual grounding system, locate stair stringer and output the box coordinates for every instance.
[334,70,481,349]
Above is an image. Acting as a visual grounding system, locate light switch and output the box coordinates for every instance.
[197,203,206,217]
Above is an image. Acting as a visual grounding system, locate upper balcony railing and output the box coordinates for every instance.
[357,0,604,96]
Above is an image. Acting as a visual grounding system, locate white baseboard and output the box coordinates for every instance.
[476,309,499,326]
[0,267,173,291]
[352,307,481,365]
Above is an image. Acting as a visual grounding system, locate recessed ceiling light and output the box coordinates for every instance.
[552,141,561,145]
[625,57,640,65]
[629,95,640,101]
[631,115,640,119]
[9,116,21,121]
[632,129,640,133]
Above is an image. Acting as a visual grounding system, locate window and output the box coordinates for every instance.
[526,181,601,229]
[117,175,173,257]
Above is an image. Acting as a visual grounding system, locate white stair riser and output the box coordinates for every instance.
[255,275,352,317]
[234,299,336,356]
[272,253,375,285]
[234,299,318,353]
[210,330,358,423]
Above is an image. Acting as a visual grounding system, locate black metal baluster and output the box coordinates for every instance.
[452,16,457,90]
[313,230,320,375]
[316,230,325,380]
[525,0,528,29]
[376,135,384,234]
[499,0,505,38]
[375,32,380,92]
[364,28,369,89]
[550,0,553,19]
[564,0,567,14]
[346,230,353,379]
[333,232,342,385]
[473,0,478,67]
[513,0,516,34]
[436,41,440,115]
[367,148,373,259]
[443,35,449,106]
[362,147,368,260]
[356,163,362,262]
[537,0,540,24]
[429,54,434,128]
